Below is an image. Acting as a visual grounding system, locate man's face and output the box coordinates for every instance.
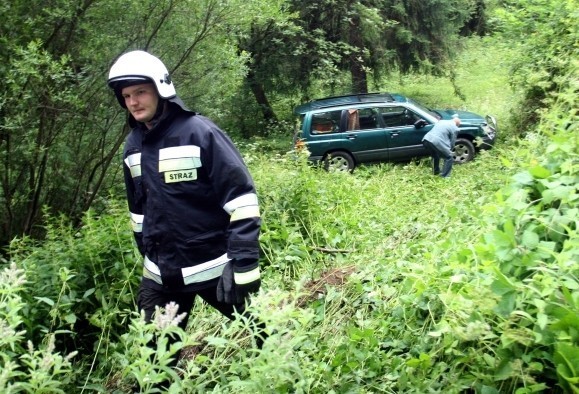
[121,83,159,124]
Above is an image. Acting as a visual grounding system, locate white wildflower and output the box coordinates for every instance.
[153,301,187,330]
[0,262,27,289]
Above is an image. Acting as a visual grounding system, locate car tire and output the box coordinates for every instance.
[453,138,475,163]
[324,151,355,172]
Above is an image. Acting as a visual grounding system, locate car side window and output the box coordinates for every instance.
[347,107,379,131]
[378,106,420,127]
[310,110,342,134]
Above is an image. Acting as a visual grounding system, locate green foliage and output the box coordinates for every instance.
[236,0,489,128]
[0,263,79,393]
[379,36,519,140]
[379,0,477,72]
[2,133,531,392]
[0,0,496,245]
[493,0,579,131]
[106,305,190,393]
[0,41,83,242]
[476,87,578,392]
[3,198,208,393]
[8,199,139,368]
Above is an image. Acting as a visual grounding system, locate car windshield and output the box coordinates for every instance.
[407,98,441,119]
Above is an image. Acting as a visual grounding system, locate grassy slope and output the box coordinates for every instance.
[175,38,533,392]
[380,36,519,125]
[233,153,518,393]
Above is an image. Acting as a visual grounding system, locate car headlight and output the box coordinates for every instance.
[485,115,498,133]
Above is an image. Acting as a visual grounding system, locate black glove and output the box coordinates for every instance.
[217,260,261,305]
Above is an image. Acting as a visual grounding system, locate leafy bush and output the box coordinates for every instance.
[494,0,578,131]
[0,262,79,393]
[8,201,139,352]
[476,87,578,392]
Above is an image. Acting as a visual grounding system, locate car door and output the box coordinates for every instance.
[342,107,390,164]
[378,106,433,161]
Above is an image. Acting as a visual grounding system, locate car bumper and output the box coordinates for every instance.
[480,135,495,149]
[479,115,498,150]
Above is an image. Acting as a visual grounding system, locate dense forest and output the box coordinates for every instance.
[0,0,577,392]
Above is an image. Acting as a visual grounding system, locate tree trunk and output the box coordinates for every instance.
[247,68,277,123]
[348,13,367,93]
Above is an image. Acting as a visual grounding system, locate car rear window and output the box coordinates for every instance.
[311,110,342,134]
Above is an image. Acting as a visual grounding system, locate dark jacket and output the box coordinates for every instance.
[122,99,260,291]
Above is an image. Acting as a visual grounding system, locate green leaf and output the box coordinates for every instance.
[83,288,96,298]
[480,386,500,394]
[554,343,579,390]
[205,336,229,347]
[34,296,55,306]
[483,353,496,367]
[491,267,516,295]
[537,312,548,330]
[53,329,74,334]
[529,165,551,179]
[495,358,513,380]
[495,291,517,316]
[551,312,579,336]
[513,171,534,186]
[65,313,77,324]
[543,185,575,204]
[521,230,540,249]
[500,157,513,168]
[562,277,579,290]
[406,353,431,369]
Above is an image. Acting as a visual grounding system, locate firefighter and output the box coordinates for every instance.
[107,50,264,354]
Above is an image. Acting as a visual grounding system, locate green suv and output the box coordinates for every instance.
[294,93,497,172]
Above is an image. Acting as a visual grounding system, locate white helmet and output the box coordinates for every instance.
[108,50,176,107]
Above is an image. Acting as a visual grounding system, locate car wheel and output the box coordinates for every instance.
[324,151,355,172]
[453,138,475,163]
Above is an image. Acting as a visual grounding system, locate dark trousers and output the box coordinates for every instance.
[138,283,242,328]
[137,281,266,347]
[422,140,453,177]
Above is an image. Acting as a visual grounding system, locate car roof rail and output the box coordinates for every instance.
[294,92,396,114]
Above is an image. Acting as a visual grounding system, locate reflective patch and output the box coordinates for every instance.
[231,205,260,221]
[223,193,259,214]
[124,153,142,178]
[182,253,229,285]
[143,257,162,285]
[165,169,197,183]
[143,253,230,286]
[158,145,201,172]
[224,193,260,221]
[234,266,260,285]
[130,212,144,233]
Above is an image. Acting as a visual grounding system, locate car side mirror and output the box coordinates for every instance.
[414,119,427,128]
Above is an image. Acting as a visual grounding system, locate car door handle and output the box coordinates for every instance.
[346,134,357,140]
[390,132,400,137]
